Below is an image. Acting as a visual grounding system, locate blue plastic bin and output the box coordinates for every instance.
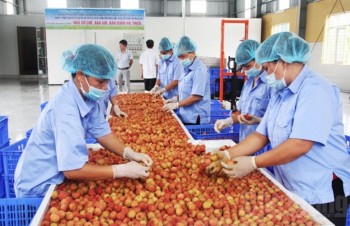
[0,116,9,149]
[85,138,97,144]
[0,138,27,177]
[346,135,350,155]
[210,100,222,110]
[210,109,232,124]
[40,101,48,112]
[1,174,15,198]
[186,124,240,143]
[209,68,228,95]
[0,198,43,225]
[25,129,33,139]
[0,175,4,198]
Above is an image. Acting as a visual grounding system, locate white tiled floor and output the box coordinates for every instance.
[1,78,350,142]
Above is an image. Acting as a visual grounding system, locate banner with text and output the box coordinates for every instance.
[45,8,144,30]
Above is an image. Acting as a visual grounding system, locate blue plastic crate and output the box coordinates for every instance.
[209,68,228,95]
[0,138,27,177]
[85,138,97,144]
[0,198,43,225]
[25,129,32,139]
[40,101,48,112]
[346,135,350,155]
[186,124,240,143]
[1,174,15,198]
[210,100,223,110]
[0,174,4,198]
[210,109,232,124]
[0,116,9,149]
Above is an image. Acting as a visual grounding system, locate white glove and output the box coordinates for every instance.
[214,117,233,133]
[163,96,178,104]
[221,156,257,178]
[123,147,153,167]
[112,161,150,179]
[154,88,166,96]
[163,102,179,112]
[150,85,160,95]
[205,150,230,175]
[113,105,128,117]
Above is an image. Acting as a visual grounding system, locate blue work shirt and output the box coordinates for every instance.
[14,79,111,198]
[178,57,211,124]
[99,79,118,118]
[256,65,350,204]
[158,54,183,100]
[237,71,272,141]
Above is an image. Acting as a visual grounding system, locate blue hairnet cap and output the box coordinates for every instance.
[256,32,310,65]
[235,40,260,66]
[174,36,197,56]
[61,44,117,79]
[159,37,173,51]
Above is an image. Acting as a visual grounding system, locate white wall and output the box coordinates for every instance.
[0,15,45,77]
[47,17,261,84]
[308,42,350,93]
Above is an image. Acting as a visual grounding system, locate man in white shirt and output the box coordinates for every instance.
[116,39,133,93]
[139,39,160,91]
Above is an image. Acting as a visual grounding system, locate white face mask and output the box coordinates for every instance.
[80,76,106,101]
[244,63,261,78]
[266,61,287,90]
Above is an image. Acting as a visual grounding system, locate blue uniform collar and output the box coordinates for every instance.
[258,71,267,83]
[168,54,176,62]
[286,64,309,94]
[67,79,95,118]
[184,57,199,74]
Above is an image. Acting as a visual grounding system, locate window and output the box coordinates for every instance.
[121,0,139,9]
[279,0,290,11]
[323,12,350,65]
[245,0,251,19]
[6,2,14,15]
[47,0,66,8]
[272,23,290,34]
[191,0,206,14]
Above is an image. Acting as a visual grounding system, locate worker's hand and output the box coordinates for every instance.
[205,150,230,175]
[113,105,128,118]
[154,88,166,97]
[237,114,261,125]
[214,117,233,133]
[112,161,150,179]
[163,102,179,112]
[221,156,257,178]
[123,147,153,167]
[150,85,159,95]
[163,96,178,104]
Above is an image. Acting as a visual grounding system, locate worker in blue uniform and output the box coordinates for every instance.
[99,79,127,118]
[214,40,272,143]
[163,36,211,125]
[208,32,350,225]
[14,44,153,198]
[150,37,184,100]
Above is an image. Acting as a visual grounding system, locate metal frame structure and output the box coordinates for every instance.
[219,19,249,103]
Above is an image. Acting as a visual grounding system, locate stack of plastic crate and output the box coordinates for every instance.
[186,124,240,143]
[0,136,43,225]
[209,68,227,98]
[0,138,27,198]
[0,198,43,225]
[0,116,9,150]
